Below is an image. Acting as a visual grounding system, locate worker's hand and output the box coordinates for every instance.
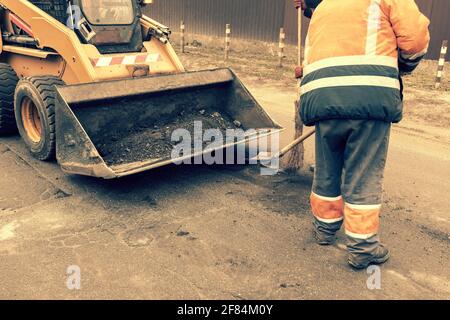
[294,0,306,10]
[399,70,411,77]
[295,66,303,79]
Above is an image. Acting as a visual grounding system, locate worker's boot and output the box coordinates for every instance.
[313,218,343,245]
[347,235,390,269]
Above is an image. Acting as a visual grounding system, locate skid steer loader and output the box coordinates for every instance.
[0,0,281,178]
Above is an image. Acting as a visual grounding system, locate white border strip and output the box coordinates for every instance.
[401,46,428,60]
[96,57,113,67]
[315,215,344,224]
[345,203,382,210]
[345,230,377,240]
[301,75,400,95]
[365,0,382,56]
[311,192,342,202]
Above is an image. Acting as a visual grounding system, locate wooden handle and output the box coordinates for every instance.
[297,7,303,96]
[297,7,302,66]
[281,7,306,171]
[279,129,315,158]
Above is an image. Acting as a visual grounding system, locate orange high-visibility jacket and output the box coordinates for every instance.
[300,0,430,126]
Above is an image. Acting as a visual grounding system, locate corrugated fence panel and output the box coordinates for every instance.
[146,0,449,60]
[426,0,450,60]
[147,0,285,42]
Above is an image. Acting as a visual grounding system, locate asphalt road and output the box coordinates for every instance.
[0,85,449,299]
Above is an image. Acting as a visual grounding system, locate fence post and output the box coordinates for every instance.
[435,40,448,89]
[225,24,231,61]
[180,20,185,53]
[278,27,286,67]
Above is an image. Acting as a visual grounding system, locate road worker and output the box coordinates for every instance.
[294,0,430,269]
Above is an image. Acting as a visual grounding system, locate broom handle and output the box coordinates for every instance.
[279,129,315,158]
[297,6,302,96]
[278,7,316,159]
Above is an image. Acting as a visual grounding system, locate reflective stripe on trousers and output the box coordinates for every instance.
[310,119,391,240]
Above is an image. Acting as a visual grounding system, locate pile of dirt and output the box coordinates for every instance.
[96,110,242,166]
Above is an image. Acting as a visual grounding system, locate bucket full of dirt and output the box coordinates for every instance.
[55,68,282,178]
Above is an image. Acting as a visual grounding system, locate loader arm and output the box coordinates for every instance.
[0,1,185,84]
[140,14,185,72]
[1,0,96,83]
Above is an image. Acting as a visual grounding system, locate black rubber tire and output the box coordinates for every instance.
[14,76,65,161]
[0,64,19,135]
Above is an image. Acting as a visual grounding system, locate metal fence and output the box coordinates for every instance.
[145,0,450,60]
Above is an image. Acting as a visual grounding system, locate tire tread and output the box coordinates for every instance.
[15,76,65,160]
[0,64,19,135]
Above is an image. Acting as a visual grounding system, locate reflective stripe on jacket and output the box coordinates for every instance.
[300,0,430,126]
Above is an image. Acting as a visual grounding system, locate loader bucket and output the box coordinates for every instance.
[55,68,283,179]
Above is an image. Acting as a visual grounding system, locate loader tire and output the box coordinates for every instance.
[0,64,19,135]
[14,76,65,161]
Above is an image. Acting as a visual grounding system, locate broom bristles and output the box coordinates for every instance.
[281,100,304,172]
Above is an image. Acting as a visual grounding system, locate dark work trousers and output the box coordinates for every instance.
[310,119,391,255]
